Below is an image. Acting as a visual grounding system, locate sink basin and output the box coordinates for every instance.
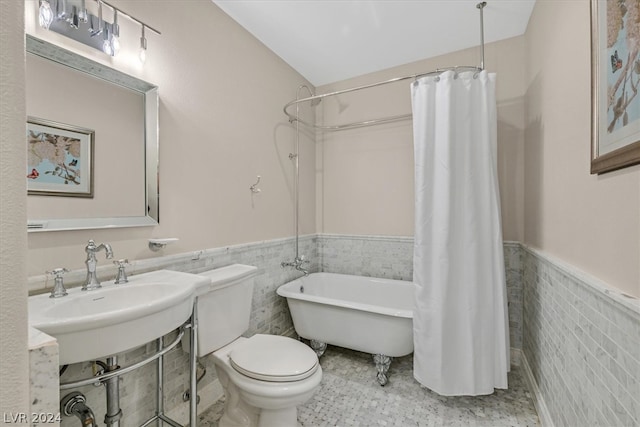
[29,270,208,365]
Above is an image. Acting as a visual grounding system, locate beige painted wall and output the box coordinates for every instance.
[25,0,316,277]
[0,0,30,414]
[316,36,526,242]
[524,1,639,297]
[20,1,637,299]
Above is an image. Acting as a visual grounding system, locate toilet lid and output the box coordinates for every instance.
[229,335,319,382]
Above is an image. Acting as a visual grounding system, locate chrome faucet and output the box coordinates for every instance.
[83,239,113,290]
[281,255,310,276]
[47,267,70,298]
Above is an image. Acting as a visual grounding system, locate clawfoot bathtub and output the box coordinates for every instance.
[277,272,414,385]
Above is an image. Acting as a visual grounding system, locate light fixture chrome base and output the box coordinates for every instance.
[44,0,118,56]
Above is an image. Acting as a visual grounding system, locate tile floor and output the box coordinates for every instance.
[197,346,540,427]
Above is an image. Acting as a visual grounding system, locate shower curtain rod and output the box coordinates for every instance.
[283,65,482,131]
[283,1,487,132]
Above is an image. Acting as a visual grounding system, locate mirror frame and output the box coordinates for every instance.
[26,35,159,232]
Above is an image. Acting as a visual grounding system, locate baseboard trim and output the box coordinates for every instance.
[519,350,554,427]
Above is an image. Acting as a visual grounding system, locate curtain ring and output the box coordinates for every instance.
[434,76,440,82]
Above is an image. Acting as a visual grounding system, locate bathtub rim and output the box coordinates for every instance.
[276,272,413,319]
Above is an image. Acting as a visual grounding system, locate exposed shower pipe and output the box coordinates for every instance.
[293,85,310,260]
[282,85,318,274]
[283,2,488,131]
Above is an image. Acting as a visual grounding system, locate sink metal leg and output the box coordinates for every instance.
[154,335,182,427]
[190,307,199,426]
[157,337,164,417]
[60,327,188,427]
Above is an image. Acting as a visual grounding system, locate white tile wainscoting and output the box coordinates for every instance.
[28,234,638,427]
[521,246,639,427]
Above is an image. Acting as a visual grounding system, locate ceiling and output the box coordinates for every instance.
[212,0,536,87]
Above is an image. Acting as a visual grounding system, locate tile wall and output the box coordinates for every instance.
[522,246,639,427]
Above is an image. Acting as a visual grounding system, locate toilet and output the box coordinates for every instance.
[185,264,322,427]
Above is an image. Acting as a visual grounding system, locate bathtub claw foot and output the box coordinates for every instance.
[310,340,327,358]
[373,354,392,386]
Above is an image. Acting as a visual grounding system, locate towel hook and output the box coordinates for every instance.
[250,176,261,193]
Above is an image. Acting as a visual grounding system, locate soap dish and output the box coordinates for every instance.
[148,238,178,252]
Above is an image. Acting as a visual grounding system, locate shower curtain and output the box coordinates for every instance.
[411,70,509,396]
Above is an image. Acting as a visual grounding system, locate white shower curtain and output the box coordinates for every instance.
[411,70,509,396]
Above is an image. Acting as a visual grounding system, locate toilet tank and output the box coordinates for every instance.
[186,264,257,357]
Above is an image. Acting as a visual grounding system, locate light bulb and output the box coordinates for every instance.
[103,39,114,56]
[111,35,120,55]
[102,28,114,56]
[139,25,147,64]
[78,0,88,23]
[39,0,54,29]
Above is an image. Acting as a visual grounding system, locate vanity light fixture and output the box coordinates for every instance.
[36,0,160,61]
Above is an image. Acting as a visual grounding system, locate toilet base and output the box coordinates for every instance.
[216,369,306,427]
[258,407,299,427]
[218,380,258,427]
[212,337,321,427]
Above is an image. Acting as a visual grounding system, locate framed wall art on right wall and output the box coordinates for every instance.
[590,0,640,174]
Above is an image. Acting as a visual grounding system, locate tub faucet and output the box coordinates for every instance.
[83,239,113,291]
[281,255,309,276]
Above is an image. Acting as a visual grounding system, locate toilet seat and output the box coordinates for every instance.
[229,334,319,382]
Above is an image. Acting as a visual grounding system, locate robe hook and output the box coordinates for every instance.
[250,176,261,193]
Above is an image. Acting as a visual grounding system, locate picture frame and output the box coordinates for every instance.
[27,117,94,197]
[590,0,640,175]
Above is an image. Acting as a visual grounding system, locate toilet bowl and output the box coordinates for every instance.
[184,264,322,427]
[212,335,322,427]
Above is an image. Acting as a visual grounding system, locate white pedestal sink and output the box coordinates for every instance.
[29,270,207,365]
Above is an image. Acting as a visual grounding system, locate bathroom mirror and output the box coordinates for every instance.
[25,35,159,232]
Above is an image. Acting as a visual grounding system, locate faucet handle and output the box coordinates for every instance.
[113,259,129,266]
[48,267,70,277]
[47,267,70,298]
[113,259,129,284]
